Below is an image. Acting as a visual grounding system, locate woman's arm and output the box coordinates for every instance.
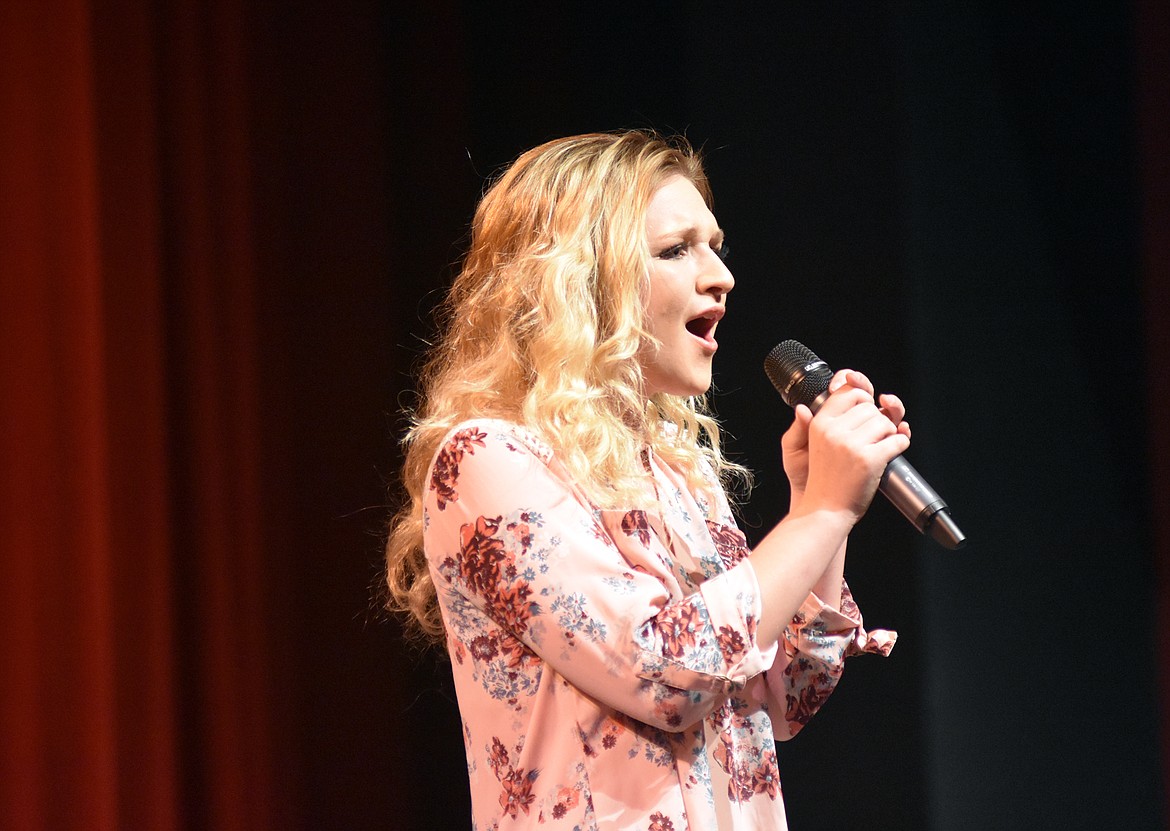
[772,369,910,610]
[747,370,910,646]
[424,421,776,733]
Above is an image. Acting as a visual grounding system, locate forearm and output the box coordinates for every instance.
[771,370,910,617]
[811,540,846,609]
[790,490,847,610]
[748,506,854,647]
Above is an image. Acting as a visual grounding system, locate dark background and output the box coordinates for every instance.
[336,2,1168,829]
[3,1,1167,829]
[347,4,1164,829]
[360,3,1165,828]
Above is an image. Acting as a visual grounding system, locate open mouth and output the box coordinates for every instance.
[685,313,719,341]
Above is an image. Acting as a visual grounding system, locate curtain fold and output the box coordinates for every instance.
[1,1,290,827]
[5,1,1168,829]
[2,3,127,828]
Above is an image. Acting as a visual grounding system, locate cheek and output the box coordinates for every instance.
[645,301,678,343]
[645,272,687,330]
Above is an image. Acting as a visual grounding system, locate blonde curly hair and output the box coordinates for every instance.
[385,130,749,641]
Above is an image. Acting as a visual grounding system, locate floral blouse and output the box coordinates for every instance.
[422,419,896,830]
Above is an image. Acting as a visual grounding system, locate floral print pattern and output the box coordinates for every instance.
[707,520,750,570]
[430,426,487,509]
[422,419,896,830]
[489,736,538,820]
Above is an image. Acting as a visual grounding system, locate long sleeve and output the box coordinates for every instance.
[766,583,897,741]
[422,418,896,831]
[424,419,775,733]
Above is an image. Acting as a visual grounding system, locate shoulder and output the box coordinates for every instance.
[426,418,562,512]
[431,418,554,467]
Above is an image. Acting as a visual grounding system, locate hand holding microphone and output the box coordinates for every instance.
[765,340,966,550]
[782,367,911,519]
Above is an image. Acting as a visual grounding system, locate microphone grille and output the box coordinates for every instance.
[764,340,833,409]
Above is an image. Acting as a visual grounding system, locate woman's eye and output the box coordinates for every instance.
[715,240,730,261]
[658,243,687,260]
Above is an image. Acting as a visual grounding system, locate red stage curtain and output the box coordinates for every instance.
[4,1,1168,828]
[1,1,295,827]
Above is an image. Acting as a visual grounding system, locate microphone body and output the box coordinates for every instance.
[764,340,966,550]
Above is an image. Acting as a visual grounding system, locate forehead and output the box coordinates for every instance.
[645,175,716,236]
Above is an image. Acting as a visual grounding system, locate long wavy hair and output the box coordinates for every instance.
[385,130,750,641]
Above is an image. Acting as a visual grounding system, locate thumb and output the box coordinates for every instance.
[782,404,813,451]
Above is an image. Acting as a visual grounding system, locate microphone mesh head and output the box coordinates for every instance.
[764,340,833,410]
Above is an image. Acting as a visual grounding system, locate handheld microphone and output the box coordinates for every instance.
[763,339,966,550]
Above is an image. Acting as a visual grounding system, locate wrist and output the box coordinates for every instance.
[786,474,807,511]
[787,500,858,538]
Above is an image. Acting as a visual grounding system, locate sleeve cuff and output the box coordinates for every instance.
[699,558,779,682]
[787,580,897,662]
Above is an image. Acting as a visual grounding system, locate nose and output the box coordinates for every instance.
[701,246,735,300]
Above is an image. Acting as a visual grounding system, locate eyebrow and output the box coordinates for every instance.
[651,224,725,243]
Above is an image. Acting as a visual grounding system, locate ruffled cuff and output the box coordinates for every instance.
[784,580,897,664]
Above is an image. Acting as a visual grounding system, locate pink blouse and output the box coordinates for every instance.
[422,419,896,830]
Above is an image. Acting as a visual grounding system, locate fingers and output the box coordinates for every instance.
[812,386,909,457]
[877,392,904,421]
[878,392,911,438]
[838,398,903,445]
[828,368,873,396]
[825,371,911,436]
[797,369,914,521]
[815,385,880,425]
[874,425,912,457]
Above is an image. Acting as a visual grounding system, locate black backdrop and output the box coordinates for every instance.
[272,2,1167,828]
